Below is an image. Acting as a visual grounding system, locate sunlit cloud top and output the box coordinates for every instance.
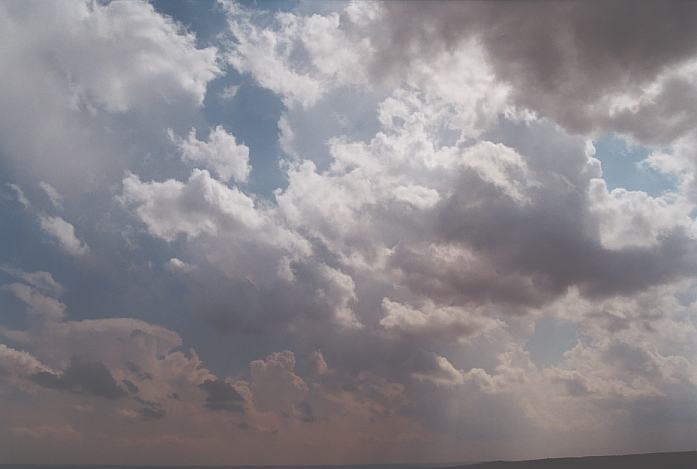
[1,0,696,465]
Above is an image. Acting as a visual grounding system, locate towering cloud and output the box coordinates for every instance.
[0,0,696,465]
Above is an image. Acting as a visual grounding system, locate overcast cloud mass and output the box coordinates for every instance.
[1,0,696,465]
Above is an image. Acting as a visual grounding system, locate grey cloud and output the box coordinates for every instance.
[556,374,592,398]
[250,351,308,414]
[31,357,126,399]
[126,361,153,381]
[437,186,697,301]
[2,1,696,461]
[387,242,546,309]
[599,75,697,143]
[137,404,166,420]
[294,400,316,423]
[121,379,139,395]
[133,397,166,420]
[0,267,64,297]
[198,379,245,412]
[377,1,697,143]
[375,120,697,317]
[432,121,697,303]
[601,342,663,382]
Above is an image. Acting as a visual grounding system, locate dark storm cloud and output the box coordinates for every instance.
[198,378,245,412]
[377,0,697,143]
[31,357,126,399]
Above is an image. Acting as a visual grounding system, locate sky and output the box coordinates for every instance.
[0,0,696,465]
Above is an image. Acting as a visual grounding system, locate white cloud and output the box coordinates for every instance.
[2,1,697,461]
[120,169,309,256]
[170,126,250,183]
[120,169,260,241]
[220,85,239,101]
[641,132,697,201]
[380,298,498,342]
[38,215,89,256]
[2,283,66,321]
[0,267,63,297]
[315,265,362,329]
[0,343,50,378]
[165,258,195,274]
[223,1,374,107]
[588,178,697,249]
[39,182,64,210]
[390,184,440,210]
[6,183,30,208]
[0,0,221,195]
[250,351,308,414]
[2,0,220,113]
[411,354,464,387]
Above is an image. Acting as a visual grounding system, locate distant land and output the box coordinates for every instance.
[1,451,696,469]
[447,450,697,469]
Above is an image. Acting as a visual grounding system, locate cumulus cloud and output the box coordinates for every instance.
[0,0,220,194]
[3,0,697,463]
[170,126,251,183]
[110,2,697,457]
[380,299,498,343]
[1,0,219,113]
[276,101,696,314]
[411,354,465,387]
[135,399,167,420]
[223,1,373,107]
[2,283,66,321]
[38,215,89,256]
[6,183,30,208]
[31,358,127,400]
[210,4,697,456]
[374,1,697,143]
[0,344,50,378]
[219,85,239,101]
[120,169,260,241]
[120,169,306,254]
[0,273,229,436]
[313,265,362,329]
[164,258,195,274]
[307,350,329,377]
[0,267,63,296]
[227,1,697,144]
[588,178,697,249]
[250,351,308,414]
[198,379,246,412]
[39,182,63,210]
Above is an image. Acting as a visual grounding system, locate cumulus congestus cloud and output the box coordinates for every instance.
[0,0,696,465]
